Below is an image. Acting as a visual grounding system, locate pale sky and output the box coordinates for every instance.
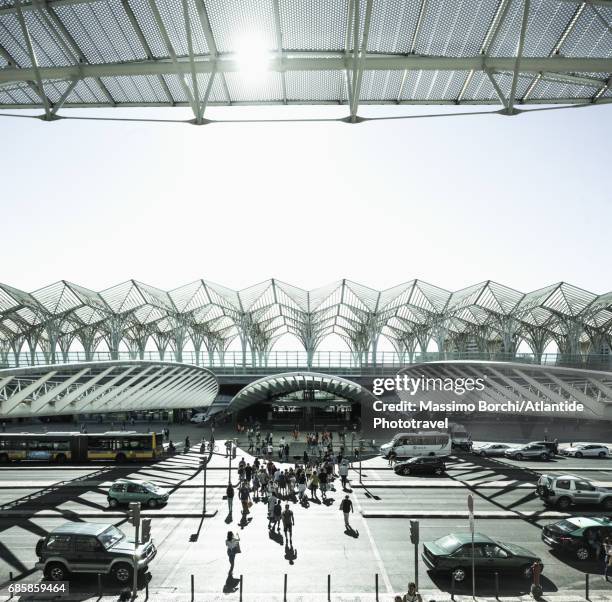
[1,102,611,296]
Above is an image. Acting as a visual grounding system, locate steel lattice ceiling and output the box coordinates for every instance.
[0,0,611,122]
[0,279,611,361]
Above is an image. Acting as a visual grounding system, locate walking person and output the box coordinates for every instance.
[309,471,319,500]
[604,535,612,581]
[268,491,278,527]
[226,481,234,515]
[272,499,282,533]
[281,503,295,546]
[339,459,349,490]
[225,531,240,573]
[239,481,251,517]
[340,495,353,530]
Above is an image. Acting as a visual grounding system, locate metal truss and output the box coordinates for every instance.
[1,0,612,121]
[1,279,611,371]
[0,360,219,418]
[227,371,377,413]
[398,361,612,421]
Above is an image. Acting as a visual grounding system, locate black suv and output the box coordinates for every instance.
[394,456,446,476]
[35,522,156,585]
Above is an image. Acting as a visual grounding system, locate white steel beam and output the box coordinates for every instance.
[13,0,51,117]
[30,367,89,413]
[181,0,202,123]
[2,55,611,86]
[193,0,231,105]
[507,0,531,115]
[145,0,199,119]
[53,366,115,413]
[1,371,56,415]
[350,0,373,122]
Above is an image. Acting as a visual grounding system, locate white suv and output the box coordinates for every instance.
[537,474,612,510]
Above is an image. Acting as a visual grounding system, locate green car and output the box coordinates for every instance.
[422,533,542,582]
[107,479,169,508]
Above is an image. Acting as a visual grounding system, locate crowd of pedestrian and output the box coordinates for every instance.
[224,437,358,575]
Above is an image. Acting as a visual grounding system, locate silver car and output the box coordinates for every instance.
[562,444,610,458]
[504,444,551,461]
[474,443,511,457]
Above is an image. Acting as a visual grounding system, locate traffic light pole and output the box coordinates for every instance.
[133,520,139,598]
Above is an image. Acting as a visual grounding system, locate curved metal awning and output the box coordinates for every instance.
[227,371,376,413]
[0,360,219,418]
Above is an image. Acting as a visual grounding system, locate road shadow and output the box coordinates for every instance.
[269,529,284,545]
[344,526,359,538]
[428,570,558,596]
[223,574,240,593]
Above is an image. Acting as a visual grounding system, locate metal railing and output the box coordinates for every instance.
[1,350,611,374]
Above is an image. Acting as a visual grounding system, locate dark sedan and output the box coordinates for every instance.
[394,456,446,476]
[422,533,543,582]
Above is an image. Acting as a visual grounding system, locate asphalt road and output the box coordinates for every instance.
[0,443,612,599]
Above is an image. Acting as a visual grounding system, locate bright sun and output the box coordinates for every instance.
[233,35,273,75]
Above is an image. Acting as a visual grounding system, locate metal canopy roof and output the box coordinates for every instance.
[0,360,220,418]
[0,279,611,363]
[0,0,611,122]
[227,371,377,412]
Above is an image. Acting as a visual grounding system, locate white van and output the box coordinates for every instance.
[190,413,207,424]
[380,431,452,458]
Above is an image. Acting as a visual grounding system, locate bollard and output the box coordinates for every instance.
[191,574,195,602]
[145,579,149,600]
[585,573,590,600]
[240,575,243,602]
[327,574,331,601]
[495,571,499,599]
[451,574,455,601]
[284,573,287,601]
[375,573,379,601]
[97,573,102,596]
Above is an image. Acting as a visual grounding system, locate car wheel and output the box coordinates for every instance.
[402,467,411,476]
[599,451,606,458]
[541,453,549,461]
[576,547,590,560]
[516,453,523,460]
[108,497,119,508]
[115,453,127,463]
[522,564,533,579]
[451,567,466,582]
[575,452,583,458]
[148,498,158,508]
[603,497,612,511]
[434,467,443,476]
[557,496,571,510]
[112,563,133,585]
[45,562,68,582]
[0,453,9,464]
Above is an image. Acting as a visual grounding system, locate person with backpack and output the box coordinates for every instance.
[309,471,319,500]
[271,499,282,533]
[281,503,295,546]
[238,482,251,517]
[340,495,353,529]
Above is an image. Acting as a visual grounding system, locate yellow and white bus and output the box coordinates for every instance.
[0,431,164,463]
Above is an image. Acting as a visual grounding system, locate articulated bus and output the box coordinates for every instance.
[0,431,164,464]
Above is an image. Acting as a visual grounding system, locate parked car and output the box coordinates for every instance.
[422,533,542,582]
[504,444,551,461]
[394,456,446,476]
[108,479,169,508]
[473,443,511,457]
[561,443,610,458]
[35,522,156,584]
[536,474,612,510]
[190,413,207,424]
[542,516,612,560]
